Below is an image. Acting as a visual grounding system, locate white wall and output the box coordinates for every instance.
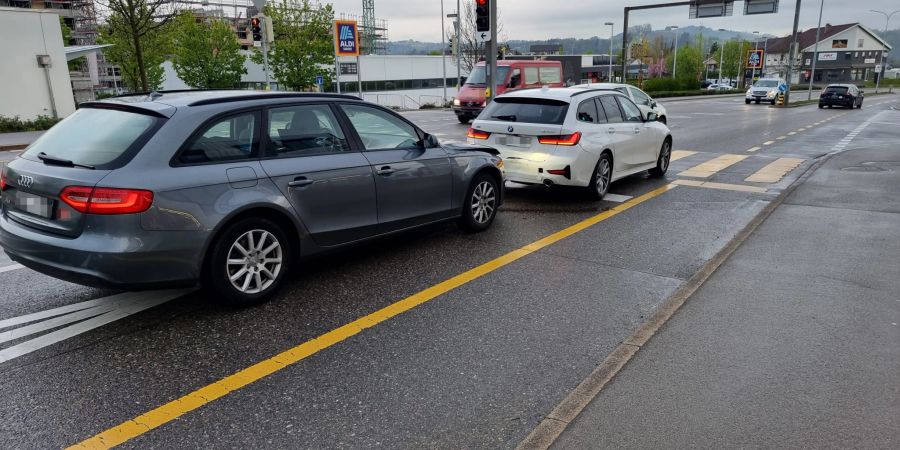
[337,55,464,83]
[0,7,76,120]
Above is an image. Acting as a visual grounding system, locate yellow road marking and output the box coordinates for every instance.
[745,158,805,183]
[673,179,768,193]
[763,140,775,146]
[747,147,762,153]
[678,154,748,179]
[68,185,679,450]
[670,150,697,161]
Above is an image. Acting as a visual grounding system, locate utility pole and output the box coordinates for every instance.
[751,31,760,81]
[783,0,803,105]
[667,26,680,79]
[719,41,725,83]
[807,0,824,100]
[457,0,461,89]
[486,0,497,105]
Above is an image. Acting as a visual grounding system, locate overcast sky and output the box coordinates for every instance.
[324,0,898,42]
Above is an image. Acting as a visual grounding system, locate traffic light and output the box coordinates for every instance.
[250,16,262,44]
[475,0,490,33]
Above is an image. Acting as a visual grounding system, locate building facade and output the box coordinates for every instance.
[764,23,891,84]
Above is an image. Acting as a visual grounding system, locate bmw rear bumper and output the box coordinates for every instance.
[0,212,205,289]
[501,150,596,187]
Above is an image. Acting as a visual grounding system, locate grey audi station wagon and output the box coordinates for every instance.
[0,91,504,305]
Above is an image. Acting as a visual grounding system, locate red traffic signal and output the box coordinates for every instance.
[250,17,260,28]
[250,16,262,42]
[476,0,488,5]
[475,0,490,33]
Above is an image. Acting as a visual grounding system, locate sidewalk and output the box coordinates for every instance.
[0,131,43,151]
[552,145,900,447]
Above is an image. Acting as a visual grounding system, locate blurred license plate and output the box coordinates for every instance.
[501,135,532,147]
[16,192,54,218]
[837,95,843,99]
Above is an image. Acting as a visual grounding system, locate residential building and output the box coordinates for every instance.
[763,23,891,84]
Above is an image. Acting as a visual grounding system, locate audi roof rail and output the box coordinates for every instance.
[187,92,362,107]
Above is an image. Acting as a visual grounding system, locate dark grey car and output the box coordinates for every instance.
[0,91,504,305]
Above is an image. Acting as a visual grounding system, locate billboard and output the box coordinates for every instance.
[334,20,360,57]
[747,49,764,69]
[818,52,838,61]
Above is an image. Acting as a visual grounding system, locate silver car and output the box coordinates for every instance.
[0,91,504,305]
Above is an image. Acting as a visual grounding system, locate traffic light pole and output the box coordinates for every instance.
[262,36,271,91]
[486,0,497,105]
[783,0,802,106]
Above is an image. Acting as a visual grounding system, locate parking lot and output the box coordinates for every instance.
[1,94,899,448]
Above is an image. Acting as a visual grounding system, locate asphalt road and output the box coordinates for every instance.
[1,95,898,449]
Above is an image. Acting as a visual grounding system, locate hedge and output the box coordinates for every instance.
[0,115,61,133]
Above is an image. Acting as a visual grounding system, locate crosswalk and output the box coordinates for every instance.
[671,150,809,192]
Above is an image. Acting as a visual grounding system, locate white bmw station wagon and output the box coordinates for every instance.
[467,87,673,199]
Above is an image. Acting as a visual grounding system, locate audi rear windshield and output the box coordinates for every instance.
[479,98,569,125]
[21,107,162,170]
[824,86,849,94]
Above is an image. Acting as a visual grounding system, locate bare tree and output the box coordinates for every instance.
[97,0,175,92]
[447,0,504,74]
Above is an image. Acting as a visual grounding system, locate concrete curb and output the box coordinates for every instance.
[516,150,839,450]
[0,145,27,152]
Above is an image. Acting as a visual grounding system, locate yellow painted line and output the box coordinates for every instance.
[746,146,762,153]
[763,140,775,146]
[678,154,748,179]
[745,157,805,183]
[67,185,679,450]
[673,178,768,194]
[670,150,697,161]
[776,136,787,140]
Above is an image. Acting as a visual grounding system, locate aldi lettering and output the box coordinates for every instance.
[334,20,360,56]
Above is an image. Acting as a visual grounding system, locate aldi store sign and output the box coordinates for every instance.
[335,20,360,57]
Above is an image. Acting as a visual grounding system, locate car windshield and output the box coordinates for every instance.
[754,80,779,88]
[480,98,568,125]
[466,66,511,87]
[22,107,159,169]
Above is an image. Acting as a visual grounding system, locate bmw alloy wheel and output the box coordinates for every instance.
[471,180,496,225]
[227,229,284,294]
[595,157,611,196]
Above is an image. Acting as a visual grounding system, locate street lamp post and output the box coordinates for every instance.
[751,31,760,81]
[807,0,824,100]
[605,22,615,82]
[667,26,679,79]
[440,0,447,105]
[870,9,900,93]
[717,29,727,85]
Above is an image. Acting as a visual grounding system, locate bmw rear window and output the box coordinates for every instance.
[22,107,162,170]
[479,98,569,125]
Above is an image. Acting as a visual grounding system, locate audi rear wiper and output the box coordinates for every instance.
[37,152,95,170]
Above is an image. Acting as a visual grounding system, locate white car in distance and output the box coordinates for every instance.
[467,87,673,200]
[574,83,668,125]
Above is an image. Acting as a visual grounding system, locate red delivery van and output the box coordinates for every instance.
[453,60,564,124]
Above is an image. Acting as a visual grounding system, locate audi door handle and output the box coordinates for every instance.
[608,128,617,134]
[288,177,315,187]
[634,127,641,134]
[376,166,396,176]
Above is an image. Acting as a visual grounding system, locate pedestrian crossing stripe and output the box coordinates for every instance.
[745,158,805,183]
[678,154,748,179]
[670,150,697,161]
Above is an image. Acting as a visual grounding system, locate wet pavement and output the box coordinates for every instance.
[1,94,898,448]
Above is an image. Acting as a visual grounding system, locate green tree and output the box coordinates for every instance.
[720,39,751,80]
[59,17,72,45]
[98,0,175,92]
[253,0,335,90]
[171,12,246,89]
[98,15,170,92]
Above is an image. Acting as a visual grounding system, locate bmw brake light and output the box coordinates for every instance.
[0,171,6,191]
[60,186,154,215]
[467,128,491,140]
[538,132,582,146]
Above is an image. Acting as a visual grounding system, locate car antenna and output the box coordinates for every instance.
[148,91,163,100]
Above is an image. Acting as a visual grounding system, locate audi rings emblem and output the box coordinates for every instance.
[17,175,34,189]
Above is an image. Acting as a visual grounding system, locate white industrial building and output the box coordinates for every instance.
[0,6,77,120]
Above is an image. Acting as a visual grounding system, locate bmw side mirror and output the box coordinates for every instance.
[422,133,440,149]
[646,112,659,122]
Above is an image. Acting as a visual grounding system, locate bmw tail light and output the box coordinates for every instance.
[0,171,6,191]
[60,186,153,215]
[539,131,582,146]
[467,128,491,140]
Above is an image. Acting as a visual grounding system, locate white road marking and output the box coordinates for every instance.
[603,194,633,203]
[747,147,762,152]
[0,289,191,364]
[0,264,24,274]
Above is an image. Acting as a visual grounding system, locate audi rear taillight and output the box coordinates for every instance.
[539,131,582,146]
[467,128,491,140]
[0,171,6,191]
[60,186,153,215]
